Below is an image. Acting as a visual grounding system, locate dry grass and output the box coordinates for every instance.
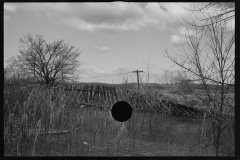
[4,80,234,156]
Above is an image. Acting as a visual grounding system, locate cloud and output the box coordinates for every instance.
[111,67,132,74]
[77,3,144,24]
[79,68,108,78]
[62,18,143,32]
[91,69,107,75]
[61,2,183,32]
[89,46,110,53]
[63,18,95,32]
[4,3,201,32]
[4,3,18,12]
[98,46,110,53]
[170,26,198,46]
[170,35,183,46]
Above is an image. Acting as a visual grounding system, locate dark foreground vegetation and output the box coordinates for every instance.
[4,79,235,156]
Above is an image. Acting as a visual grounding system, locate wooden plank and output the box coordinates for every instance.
[113,87,118,102]
[73,85,80,95]
[89,85,94,103]
[109,87,115,104]
[63,85,71,95]
[69,85,74,95]
[102,86,107,104]
[76,85,82,101]
[98,85,102,104]
[97,85,102,103]
[105,86,111,105]
[93,85,101,103]
[76,85,83,102]
[49,84,119,108]
[99,86,103,104]
[111,87,115,104]
[72,85,77,92]
[70,85,75,94]
[82,85,89,103]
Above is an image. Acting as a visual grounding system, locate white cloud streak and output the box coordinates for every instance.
[5,2,196,32]
[170,35,182,46]
[79,68,107,76]
[89,46,110,53]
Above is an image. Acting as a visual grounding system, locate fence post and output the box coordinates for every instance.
[109,87,115,105]
[76,85,82,101]
[99,85,104,104]
[93,85,101,105]
[101,86,107,105]
[49,84,120,109]
[82,85,90,104]
[113,87,118,102]
[105,86,111,106]
[89,85,94,104]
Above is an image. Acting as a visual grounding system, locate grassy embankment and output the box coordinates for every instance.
[4,81,234,156]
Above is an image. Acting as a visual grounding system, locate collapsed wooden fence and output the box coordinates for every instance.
[52,84,119,108]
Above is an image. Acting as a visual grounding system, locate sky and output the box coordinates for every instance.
[4,2,235,84]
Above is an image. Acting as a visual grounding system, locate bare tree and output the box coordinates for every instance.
[179,2,235,27]
[12,34,82,87]
[166,14,235,156]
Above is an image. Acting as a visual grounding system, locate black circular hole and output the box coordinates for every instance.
[111,101,132,122]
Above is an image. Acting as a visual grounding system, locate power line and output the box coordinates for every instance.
[78,71,132,79]
[142,71,162,76]
[79,71,162,80]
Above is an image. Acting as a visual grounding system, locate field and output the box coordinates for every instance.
[4,82,235,156]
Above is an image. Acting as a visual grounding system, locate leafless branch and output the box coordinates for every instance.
[11,34,83,86]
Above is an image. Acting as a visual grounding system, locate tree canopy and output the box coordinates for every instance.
[12,34,82,86]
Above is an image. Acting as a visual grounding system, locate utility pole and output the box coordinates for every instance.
[133,70,143,90]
